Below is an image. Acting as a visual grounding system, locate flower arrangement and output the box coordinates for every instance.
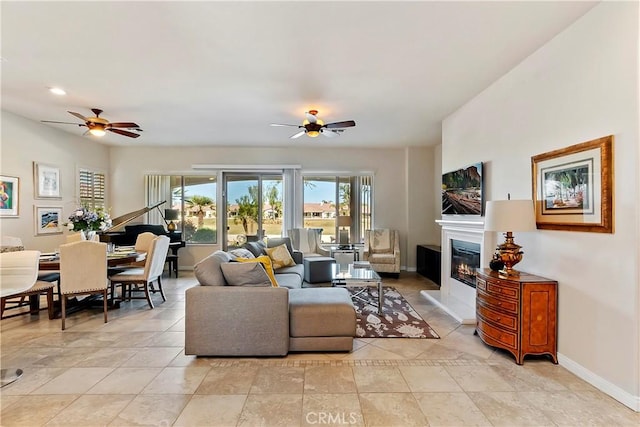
[66,206,112,232]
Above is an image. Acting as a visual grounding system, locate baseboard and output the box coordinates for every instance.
[558,352,640,412]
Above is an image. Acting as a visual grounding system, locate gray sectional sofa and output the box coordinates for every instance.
[185,238,356,356]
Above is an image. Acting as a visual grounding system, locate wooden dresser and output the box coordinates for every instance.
[476,268,558,365]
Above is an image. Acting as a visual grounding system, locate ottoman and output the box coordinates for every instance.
[288,287,356,352]
[303,256,336,283]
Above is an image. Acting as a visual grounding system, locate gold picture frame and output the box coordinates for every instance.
[531,135,613,233]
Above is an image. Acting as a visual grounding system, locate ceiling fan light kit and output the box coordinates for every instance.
[41,108,142,139]
[271,110,355,139]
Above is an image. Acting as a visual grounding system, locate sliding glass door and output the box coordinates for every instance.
[224,173,283,249]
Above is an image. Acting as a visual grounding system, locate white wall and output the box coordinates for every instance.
[442,2,639,409]
[109,145,437,269]
[405,146,436,269]
[0,111,110,252]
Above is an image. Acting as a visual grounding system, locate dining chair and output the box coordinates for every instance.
[59,240,108,330]
[0,236,60,315]
[0,250,56,386]
[109,235,170,309]
[129,231,156,267]
[66,232,99,243]
[0,251,55,320]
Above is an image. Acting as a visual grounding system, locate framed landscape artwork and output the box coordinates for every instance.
[531,135,613,233]
[0,175,19,217]
[34,162,61,199]
[34,206,63,235]
[441,162,483,215]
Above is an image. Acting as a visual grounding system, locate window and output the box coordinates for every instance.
[146,175,217,244]
[78,168,105,210]
[302,175,372,244]
[175,176,217,244]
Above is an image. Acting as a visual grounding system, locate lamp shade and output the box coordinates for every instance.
[337,216,352,227]
[164,209,179,221]
[484,200,536,232]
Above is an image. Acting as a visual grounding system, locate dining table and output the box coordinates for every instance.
[38,251,146,270]
[38,250,146,315]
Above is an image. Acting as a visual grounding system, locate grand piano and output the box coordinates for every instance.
[99,201,185,256]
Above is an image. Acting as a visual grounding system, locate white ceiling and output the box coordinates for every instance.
[1,1,597,148]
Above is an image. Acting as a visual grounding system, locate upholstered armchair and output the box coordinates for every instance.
[287,228,330,258]
[363,229,400,277]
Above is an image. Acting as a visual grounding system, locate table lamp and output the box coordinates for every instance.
[484,198,536,276]
[337,216,352,245]
[164,209,179,232]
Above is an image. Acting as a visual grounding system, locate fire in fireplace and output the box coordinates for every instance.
[450,239,481,288]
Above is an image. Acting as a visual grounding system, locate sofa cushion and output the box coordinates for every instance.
[288,288,356,337]
[368,253,396,265]
[275,263,304,279]
[236,255,278,287]
[244,241,267,257]
[265,244,296,269]
[274,273,303,289]
[194,250,233,286]
[220,262,271,287]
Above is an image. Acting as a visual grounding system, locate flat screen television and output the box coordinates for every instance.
[441,162,483,215]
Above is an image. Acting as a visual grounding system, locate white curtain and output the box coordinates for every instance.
[282,168,299,235]
[144,175,171,225]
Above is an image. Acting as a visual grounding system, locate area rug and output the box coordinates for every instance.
[347,286,440,339]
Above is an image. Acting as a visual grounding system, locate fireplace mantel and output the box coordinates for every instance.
[421,218,490,324]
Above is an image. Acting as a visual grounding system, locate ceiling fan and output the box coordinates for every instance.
[41,108,142,138]
[270,110,355,139]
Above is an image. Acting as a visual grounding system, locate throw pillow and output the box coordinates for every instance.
[194,250,233,286]
[228,248,255,259]
[244,241,267,257]
[266,237,294,255]
[236,255,279,287]
[220,262,271,287]
[265,243,296,269]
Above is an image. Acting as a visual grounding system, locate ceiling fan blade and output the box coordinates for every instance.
[68,111,88,121]
[290,130,306,139]
[107,128,140,138]
[107,122,140,129]
[41,120,85,126]
[325,120,356,129]
[270,123,299,127]
[321,129,341,138]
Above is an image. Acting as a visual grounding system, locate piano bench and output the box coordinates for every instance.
[165,254,179,278]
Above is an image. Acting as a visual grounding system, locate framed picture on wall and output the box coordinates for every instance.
[0,175,19,217]
[34,206,63,235]
[34,162,61,199]
[441,162,483,215]
[531,135,613,233]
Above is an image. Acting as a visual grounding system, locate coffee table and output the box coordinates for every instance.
[331,263,383,314]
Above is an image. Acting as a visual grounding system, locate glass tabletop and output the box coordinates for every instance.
[331,263,380,281]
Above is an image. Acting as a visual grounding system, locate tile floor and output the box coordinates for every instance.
[1,272,638,426]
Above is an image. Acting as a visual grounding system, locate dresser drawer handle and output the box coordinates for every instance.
[497,302,502,306]
[496,317,502,321]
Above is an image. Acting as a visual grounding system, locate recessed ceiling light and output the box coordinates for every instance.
[48,87,66,96]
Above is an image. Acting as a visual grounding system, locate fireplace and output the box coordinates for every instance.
[450,239,480,288]
[421,219,492,324]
